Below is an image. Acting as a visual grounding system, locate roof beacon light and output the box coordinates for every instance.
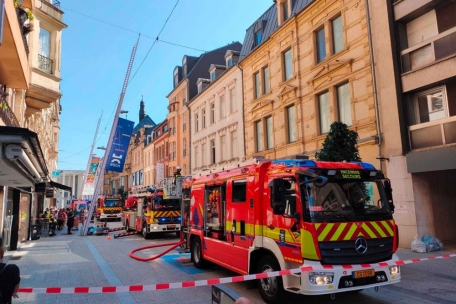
[351,161,376,170]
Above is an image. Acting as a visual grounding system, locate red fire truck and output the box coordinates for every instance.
[97,195,123,221]
[123,177,186,239]
[184,157,400,303]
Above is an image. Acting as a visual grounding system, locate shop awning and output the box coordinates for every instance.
[48,180,72,192]
[0,126,48,187]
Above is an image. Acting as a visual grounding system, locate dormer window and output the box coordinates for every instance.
[227,58,233,67]
[278,0,293,25]
[182,57,187,77]
[254,29,263,47]
[225,50,240,68]
[211,72,216,81]
[174,68,179,87]
[198,83,202,93]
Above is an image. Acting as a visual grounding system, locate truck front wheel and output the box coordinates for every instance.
[191,238,207,269]
[256,255,284,304]
[142,222,151,239]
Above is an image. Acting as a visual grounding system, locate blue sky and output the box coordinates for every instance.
[57,0,273,171]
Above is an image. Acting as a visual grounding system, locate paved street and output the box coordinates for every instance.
[3,221,456,304]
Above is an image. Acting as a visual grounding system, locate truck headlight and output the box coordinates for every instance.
[309,272,334,285]
[389,266,400,275]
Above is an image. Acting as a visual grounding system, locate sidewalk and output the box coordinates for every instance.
[7,226,212,304]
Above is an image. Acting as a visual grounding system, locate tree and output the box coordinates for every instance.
[315,122,361,162]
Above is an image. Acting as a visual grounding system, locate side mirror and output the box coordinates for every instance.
[384,179,394,213]
[313,176,328,187]
[271,179,285,215]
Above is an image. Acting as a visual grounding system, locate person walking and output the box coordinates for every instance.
[57,209,65,231]
[0,237,21,303]
[66,208,74,235]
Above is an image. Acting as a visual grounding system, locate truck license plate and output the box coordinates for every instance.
[108,215,116,217]
[167,225,176,229]
[353,269,375,279]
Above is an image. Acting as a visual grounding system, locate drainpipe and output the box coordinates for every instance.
[184,79,192,175]
[235,62,247,162]
[365,0,383,171]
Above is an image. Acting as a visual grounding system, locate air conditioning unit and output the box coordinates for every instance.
[5,144,42,182]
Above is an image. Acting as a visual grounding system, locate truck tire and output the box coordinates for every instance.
[142,222,151,239]
[125,221,131,232]
[191,238,207,269]
[256,255,284,304]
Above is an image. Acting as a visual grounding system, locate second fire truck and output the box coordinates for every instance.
[182,156,400,303]
[97,195,123,221]
[123,176,186,239]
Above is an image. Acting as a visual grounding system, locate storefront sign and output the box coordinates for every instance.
[105,118,134,172]
[51,171,60,178]
[45,188,54,198]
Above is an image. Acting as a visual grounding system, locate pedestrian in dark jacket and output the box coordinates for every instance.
[66,208,74,235]
[0,237,21,304]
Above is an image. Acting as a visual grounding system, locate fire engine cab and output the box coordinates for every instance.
[123,176,186,239]
[97,195,123,221]
[184,156,400,303]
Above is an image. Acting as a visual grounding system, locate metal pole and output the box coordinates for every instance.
[365,0,383,171]
[83,37,140,236]
[77,112,102,210]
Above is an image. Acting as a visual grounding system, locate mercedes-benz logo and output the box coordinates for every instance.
[169,217,174,222]
[355,237,368,254]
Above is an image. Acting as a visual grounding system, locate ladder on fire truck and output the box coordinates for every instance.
[82,36,140,236]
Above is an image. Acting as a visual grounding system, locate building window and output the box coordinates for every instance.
[211,72,216,82]
[227,58,233,67]
[318,92,330,134]
[183,113,187,131]
[202,143,206,166]
[183,164,187,175]
[283,49,293,81]
[337,83,352,126]
[262,66,270,94]
[182,89,187,105]
[220,135,226,161]
[254,72,261,99]
[231,130,238,159]
[255,120,264,152]
[195,146,199,168]
[183,138,187,157]
[195,113,199,132]
[266,116,274,150]
[173,142,176,160]
[210,103,215,124]
[174,68,179,87]
[316,27,326,63]
[211,139,216,165]
[220,95,226,118]
[282,1,290,22]
[332,15,344,54]
[411,87,447,125]
[183,57,187,76]
[287,105,297,142]
[198,83,202,93]
[38,28,52,73]
[202,108,206,128]
[230,88,236,113]
[254,29,263,47]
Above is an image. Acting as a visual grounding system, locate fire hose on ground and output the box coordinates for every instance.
[129,240,186,262]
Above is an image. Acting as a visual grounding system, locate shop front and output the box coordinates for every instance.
[0,127,49,251]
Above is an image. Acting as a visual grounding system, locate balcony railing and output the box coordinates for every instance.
[38,54,53,74]
[0,86,20,127]
[401,27,456,73]
[51,0,60,8]
[409,116,456,150]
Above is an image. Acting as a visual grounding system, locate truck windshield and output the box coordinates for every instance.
[153,198,180,210]
[105,200,121,207]
[300,179,392,221]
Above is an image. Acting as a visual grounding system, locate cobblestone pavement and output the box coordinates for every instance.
[3,221,456,304]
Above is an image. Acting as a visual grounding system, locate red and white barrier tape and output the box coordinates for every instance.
[109,227,126,232]
[18,253,456,294]
[113,231,137,238]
